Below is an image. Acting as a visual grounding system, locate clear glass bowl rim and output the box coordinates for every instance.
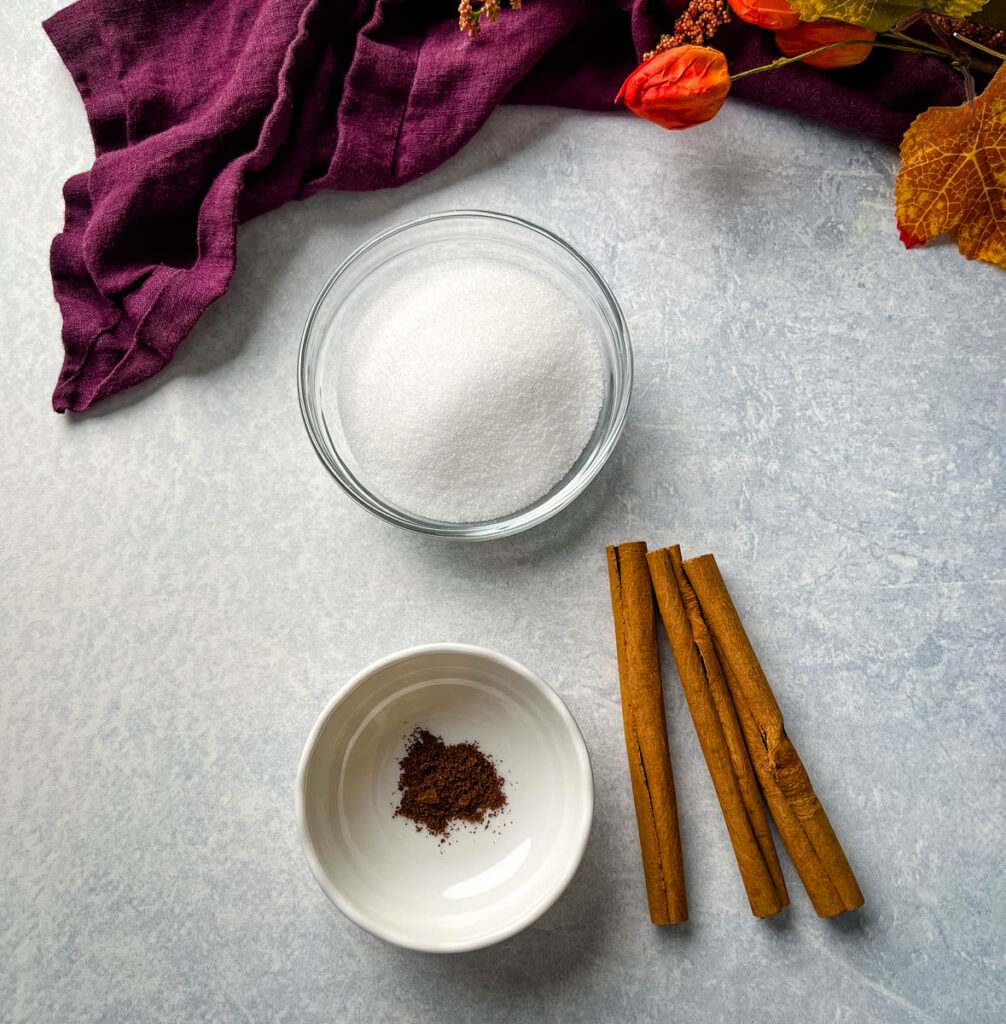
[297,209,633,540]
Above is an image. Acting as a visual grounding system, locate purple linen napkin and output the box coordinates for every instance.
[45,0,964,413]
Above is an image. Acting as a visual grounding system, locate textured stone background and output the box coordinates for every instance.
[2,2,1004,1021]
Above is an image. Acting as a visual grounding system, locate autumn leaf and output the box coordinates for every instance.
[786,0,988,31]
[895,63,1006,269]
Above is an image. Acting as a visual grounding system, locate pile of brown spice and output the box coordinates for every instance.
[394,727,507,840]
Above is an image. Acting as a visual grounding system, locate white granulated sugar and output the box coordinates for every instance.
[337,257,604,522]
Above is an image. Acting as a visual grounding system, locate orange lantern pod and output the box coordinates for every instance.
[774,20,877,69]
[617,46,731,131]
[727,0,800,31]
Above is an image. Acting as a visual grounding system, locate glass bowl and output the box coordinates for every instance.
[297,210,632,540]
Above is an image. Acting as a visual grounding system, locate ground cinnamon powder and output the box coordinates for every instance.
[394,728,506,838]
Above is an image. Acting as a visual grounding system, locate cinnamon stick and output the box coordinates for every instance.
[648,546,788,918]
[683,553,864,917]
[667,547,787,908]
[607,542,688,924]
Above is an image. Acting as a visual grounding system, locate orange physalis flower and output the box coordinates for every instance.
[773,20,876,69]
[727,0,800,31]
[617,46,731,131]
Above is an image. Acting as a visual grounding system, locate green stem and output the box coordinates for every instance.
[890,27,999,74]
[954,32,1006,62]
[887,29,952,57]
[730,39,930,81]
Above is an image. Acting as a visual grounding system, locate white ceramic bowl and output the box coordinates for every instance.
[296,644,593,952]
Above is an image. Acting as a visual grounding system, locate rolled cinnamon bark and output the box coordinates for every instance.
[648,546,788,918]
[666,547,788,908]
[683,553,864,917]
[606,542,688,925]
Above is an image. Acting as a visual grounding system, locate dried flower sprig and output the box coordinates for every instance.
[619,0,1006,270]
[645,0,732,60]
[459,0,523,37]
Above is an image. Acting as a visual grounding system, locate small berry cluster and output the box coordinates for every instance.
[459,0,522,38]
[645,0,732,60]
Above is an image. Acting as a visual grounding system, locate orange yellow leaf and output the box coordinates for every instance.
[787,0,987,31]
[895,64,1006,269]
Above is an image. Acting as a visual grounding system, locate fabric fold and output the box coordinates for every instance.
[44,0,965,413]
